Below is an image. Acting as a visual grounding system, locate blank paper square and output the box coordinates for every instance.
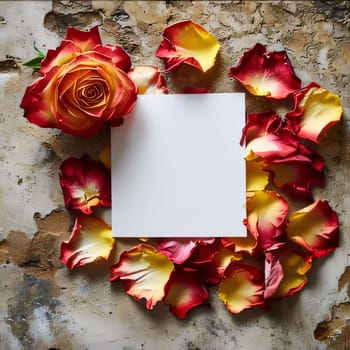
[111,93,246,237]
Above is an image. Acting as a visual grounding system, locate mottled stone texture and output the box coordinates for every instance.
[0,1,349,349]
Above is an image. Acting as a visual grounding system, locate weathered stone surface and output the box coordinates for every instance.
[0,1,349,349]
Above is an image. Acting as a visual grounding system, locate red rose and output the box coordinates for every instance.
[20,26,137,137]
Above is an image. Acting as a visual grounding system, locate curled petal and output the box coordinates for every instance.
[128,65,168,94]
[158,238,214,265]
[65,26,102,52]
[191,240,242,284]
[267,245,312,298]
[59,155,111,214]
[241,111,283,146]
[164,267,209,318]
[247,191,288,251]
[218,263,265,313]
[264,250,284,298]
[246,157,269,191]
[266,160,324,201]
[110,244,174,309]
[156,20,220,72]
[229,43,301,99]
[39,40,80,74]
[60,214,114,270]
[246,130,300,162]
[221,231,258,256]
[286,200,339,258]
[93,44,132,72]
[287,83,343,143]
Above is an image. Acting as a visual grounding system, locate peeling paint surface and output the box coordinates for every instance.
[0,1,349,349]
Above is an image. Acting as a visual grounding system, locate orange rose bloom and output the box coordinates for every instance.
[20,26,137,137]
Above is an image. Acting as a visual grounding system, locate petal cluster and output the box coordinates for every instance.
[22,24,342,318]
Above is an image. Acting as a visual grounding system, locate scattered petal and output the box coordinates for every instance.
[158,238,214,265]
[246,191,288,251]
[110,244,174,309]
[287,83,343,143]
[264,249,284,298]
[267,244,312,298]
[218,263,264,313]
[246,157,269,191]
[128,65,168,94]
[193,240,242,284]
[286,200,339,258]
[221,231,258,256]
[59,155,111,214]
[60,214,114,270]
[229,43,301,99]
[156,20,220,72]
[164,266,209,318]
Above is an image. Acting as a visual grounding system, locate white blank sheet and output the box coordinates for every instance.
[111,93,246,237]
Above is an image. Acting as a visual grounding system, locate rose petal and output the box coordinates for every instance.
[156,20,220,72]
[264,249,284,298]
[39,40,80,74]
[65,26,102,52]
[241,111,282,146]
[157,238,214,265]
[287,83,343,143]
[246,157,269,191]
[164,266,209,318]
[246,129,300,162]
[93,44,132,72]
[218,263,265,313]
[286,200,339,258]
[246,191,288,251]
[266,160,324,201]
[59,155,111,214]
[110,243,174,309]
[221,231,258,256]
[128,65,168,94]
[266,244,312,298]
[60,214,114,270]
[229,43,301,99]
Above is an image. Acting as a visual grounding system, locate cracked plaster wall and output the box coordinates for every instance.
[0,1,349,349]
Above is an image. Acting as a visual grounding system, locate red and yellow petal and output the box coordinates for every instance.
[266,160,324,201]
[39,40,80,74]
[287,83,343,143]
[110,244,174,309]
[128,65,168,94]
[65,26,102,52]
[157,238,214,265]
[286,200,339,258]
[246,157,269,191]
[192,240,242,284]
[93,44,132,72]
[59,155,111,214]
[221,231,258,256]
[60,214,114,270]
[218,263,265,314]
[229,43,301,99]
[156,20,220,72]
[247,191,288,251]
[164,267,209,318]
[267,245,312,298]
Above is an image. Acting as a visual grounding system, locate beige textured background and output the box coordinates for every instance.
[0,1,349,349]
